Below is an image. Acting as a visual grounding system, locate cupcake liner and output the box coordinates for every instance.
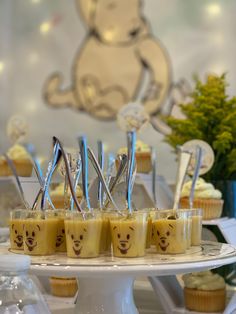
[180,197,223,220]
[0,159,32,177]
[50,277,78,297]
[184,287,226,312]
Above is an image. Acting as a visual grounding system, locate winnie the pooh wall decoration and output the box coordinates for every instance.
[44,0,171,120]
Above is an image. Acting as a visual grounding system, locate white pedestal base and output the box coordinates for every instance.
[75,276,138,314]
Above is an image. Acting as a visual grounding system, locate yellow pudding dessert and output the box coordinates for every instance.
[9,209,28,251]
[180,178,223,220]
[183,271,226,312]
[50,182,83,209]
[110,212,148,257]
[152,210,188,254]
[191,209,202,246]
[23,211,58,255]
[117,140,151,173]
[0,144,32,177]
[55,211,66,252]
[49,277,78,297]
[99,211,118,254]
[65,212,102,258]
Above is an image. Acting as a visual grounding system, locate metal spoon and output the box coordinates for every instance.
[189,146,203,209]
[40,141,62,210]
[97,140,104,209]
[3,153,31,210]
[53,137,83,213]
[78,136,91,211]
[103,154,128,209]
[126,131,136,214]
[87,147,121,213]
[23,143,43,186]
[70,155,82,211]
[151,147,157,208]
[173,147,192,211]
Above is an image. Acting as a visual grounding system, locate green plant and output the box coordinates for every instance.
[165,74,236,181]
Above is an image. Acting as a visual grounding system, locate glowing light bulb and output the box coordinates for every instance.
[0,62,5,73]
[40,22,51,34]
[206,4,221,17]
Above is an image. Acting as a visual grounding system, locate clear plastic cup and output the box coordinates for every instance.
[190,208,202,246]
[110,211,148,257]
[64,211,102,258]
[54,209,67,252]
[23,210,59,256]
[152,209,188,254]
[179,209,192,249]
[99,210,119,254]
[9,209,28,251]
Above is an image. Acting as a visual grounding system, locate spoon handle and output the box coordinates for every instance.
[126,131,136,213]
[87,147,120,212]
[78,136,91,211]
[3,153,30,210]
[173,148,192,211]
[189,146,203,209]
[97,140,104,209]
[151,147,157,207]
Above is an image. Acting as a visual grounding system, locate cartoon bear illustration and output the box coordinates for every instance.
[10,221,24,250]
[44,0,171,120]
[65,219,102,258]
[23,219,58,255]
[110,219,147,257]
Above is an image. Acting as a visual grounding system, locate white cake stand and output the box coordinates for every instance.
[1,241,236,314]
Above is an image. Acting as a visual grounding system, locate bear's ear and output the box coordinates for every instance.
[76,0,97,28]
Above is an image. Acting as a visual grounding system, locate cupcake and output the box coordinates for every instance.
[49,277,78,297]
[50,182,83,209]
[183,271,226,312]
[0,144,32,177]
[180,178,223,220]
[117,140,151,173]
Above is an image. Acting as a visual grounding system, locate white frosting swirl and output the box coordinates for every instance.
[181,178,222,199]
[183,271,225,290]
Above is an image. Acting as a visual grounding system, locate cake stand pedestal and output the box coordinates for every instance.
[1,241,236,314]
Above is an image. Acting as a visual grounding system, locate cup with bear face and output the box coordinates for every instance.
[190,208,202,246]
[65,211,102,258]
[9,209,28,251]
[152,209,188,254]
[54,209,67,253]
[99,210,119,254]
[23,210,59,256]
[110,211,148,258]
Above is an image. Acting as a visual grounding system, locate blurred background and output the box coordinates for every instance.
[0,0,236,184]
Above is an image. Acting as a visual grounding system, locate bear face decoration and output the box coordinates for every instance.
[110,218,147,257]
[44,0,171,120]
[23,218,58,256]
[153,218,187,254]
[65,218,102,258]
[9,221,24,250]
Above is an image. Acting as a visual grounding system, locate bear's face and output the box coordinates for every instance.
[67,227,87,256]
[11,223,24,249]
[112,225,134,255]
[93,0,148,45]
[154,223,175,252]
[24,224,41,252]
